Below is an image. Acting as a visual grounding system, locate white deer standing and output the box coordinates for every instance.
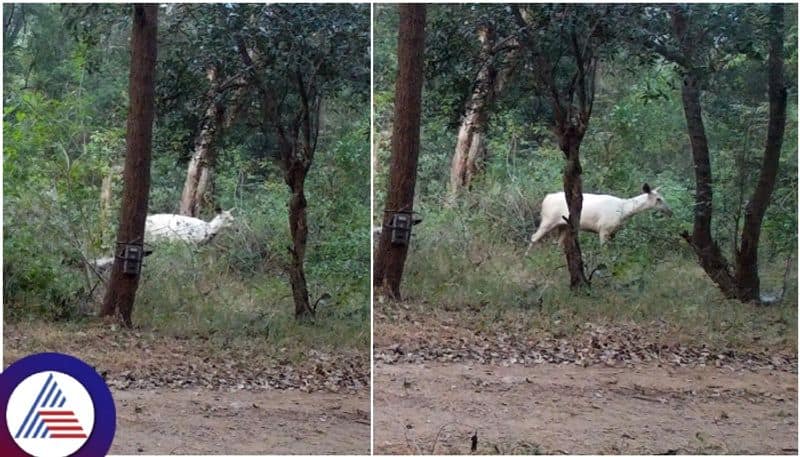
[144,209,236,245]
[526,184,672,254]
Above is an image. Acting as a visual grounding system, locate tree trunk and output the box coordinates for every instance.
[3,4,25,46]
[668,6,738,298]
[677,69,738,297]
[733,4,787,302]
[449,26,497,197]
[374,4,426,299]
[558,127,589,288]
[286,161,313,317]
[100,4,158,327]
[449,30,518,198]
[179,67,225,217]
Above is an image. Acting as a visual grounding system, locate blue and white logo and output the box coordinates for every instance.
[6,371,96,457]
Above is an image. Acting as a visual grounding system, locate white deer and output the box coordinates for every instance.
[144,209,236,245]
[86,211,234,275]
[526,184,672,254]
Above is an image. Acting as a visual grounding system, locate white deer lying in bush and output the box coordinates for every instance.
[86,211,233,275]
[145,209,235,244]
[526,184,672,254]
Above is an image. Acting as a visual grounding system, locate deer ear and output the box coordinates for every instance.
[642,183,651,194]
[215,205,223,214]
[652,186,661,193]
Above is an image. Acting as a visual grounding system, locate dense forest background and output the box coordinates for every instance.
[374,4,798,350]
[4,4,370,351]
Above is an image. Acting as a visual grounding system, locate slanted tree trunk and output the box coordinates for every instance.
[671,6,738,296]
[449,26,497,196]
[449,27,518,197]
[558,126,589,288]
[100,4,158,327]
[374,4,426,299]
[677,68,738,295]
[733,4,787,301]
[672,5,787,303]
[179,66,225,217]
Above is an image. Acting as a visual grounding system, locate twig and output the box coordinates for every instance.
[632,395,663,403]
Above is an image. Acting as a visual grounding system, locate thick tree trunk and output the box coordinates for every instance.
[558,127,589,288]
[733,4,787,302]
[100,4,158,326]
[286,162,313,317]
[374,4,426,299]
[179,67,225,217]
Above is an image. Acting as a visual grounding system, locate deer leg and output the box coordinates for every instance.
[526,221,557,255]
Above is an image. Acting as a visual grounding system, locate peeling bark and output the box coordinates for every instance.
[179,66,225,217]
[449,27,517,197]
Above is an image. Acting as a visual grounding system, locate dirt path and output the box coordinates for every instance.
[374,362,797,455]
[4,322,370,454]
[111,388,369,454]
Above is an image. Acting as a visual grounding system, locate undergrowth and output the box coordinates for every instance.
[397,197,797,352]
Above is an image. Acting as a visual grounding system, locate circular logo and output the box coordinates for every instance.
[0,353,115,457]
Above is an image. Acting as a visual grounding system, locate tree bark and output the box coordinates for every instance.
[3,4,25,46]
[668,6,737,297]
[449,29,518,198]
[733,4,787,301]
[236,37,318,319]
[678,69,739,297]
[286,160,313,317]
[671,6,788,303]
[100,4,158,327]
[558,126,589,288]
[179,66,225,217]
[374,4,426,299]
[449,26,497,197]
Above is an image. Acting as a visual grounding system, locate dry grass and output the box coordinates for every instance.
[397,228,797,354]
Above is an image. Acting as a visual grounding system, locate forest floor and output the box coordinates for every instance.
[374,305,798,455]
[4,321,370,454]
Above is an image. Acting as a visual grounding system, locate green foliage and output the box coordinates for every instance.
[374,4,798,345]
[4,4,369,351]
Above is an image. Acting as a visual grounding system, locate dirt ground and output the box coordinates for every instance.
[4,322,370,455]
[112,388,369,454]
[374,362,797,455]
